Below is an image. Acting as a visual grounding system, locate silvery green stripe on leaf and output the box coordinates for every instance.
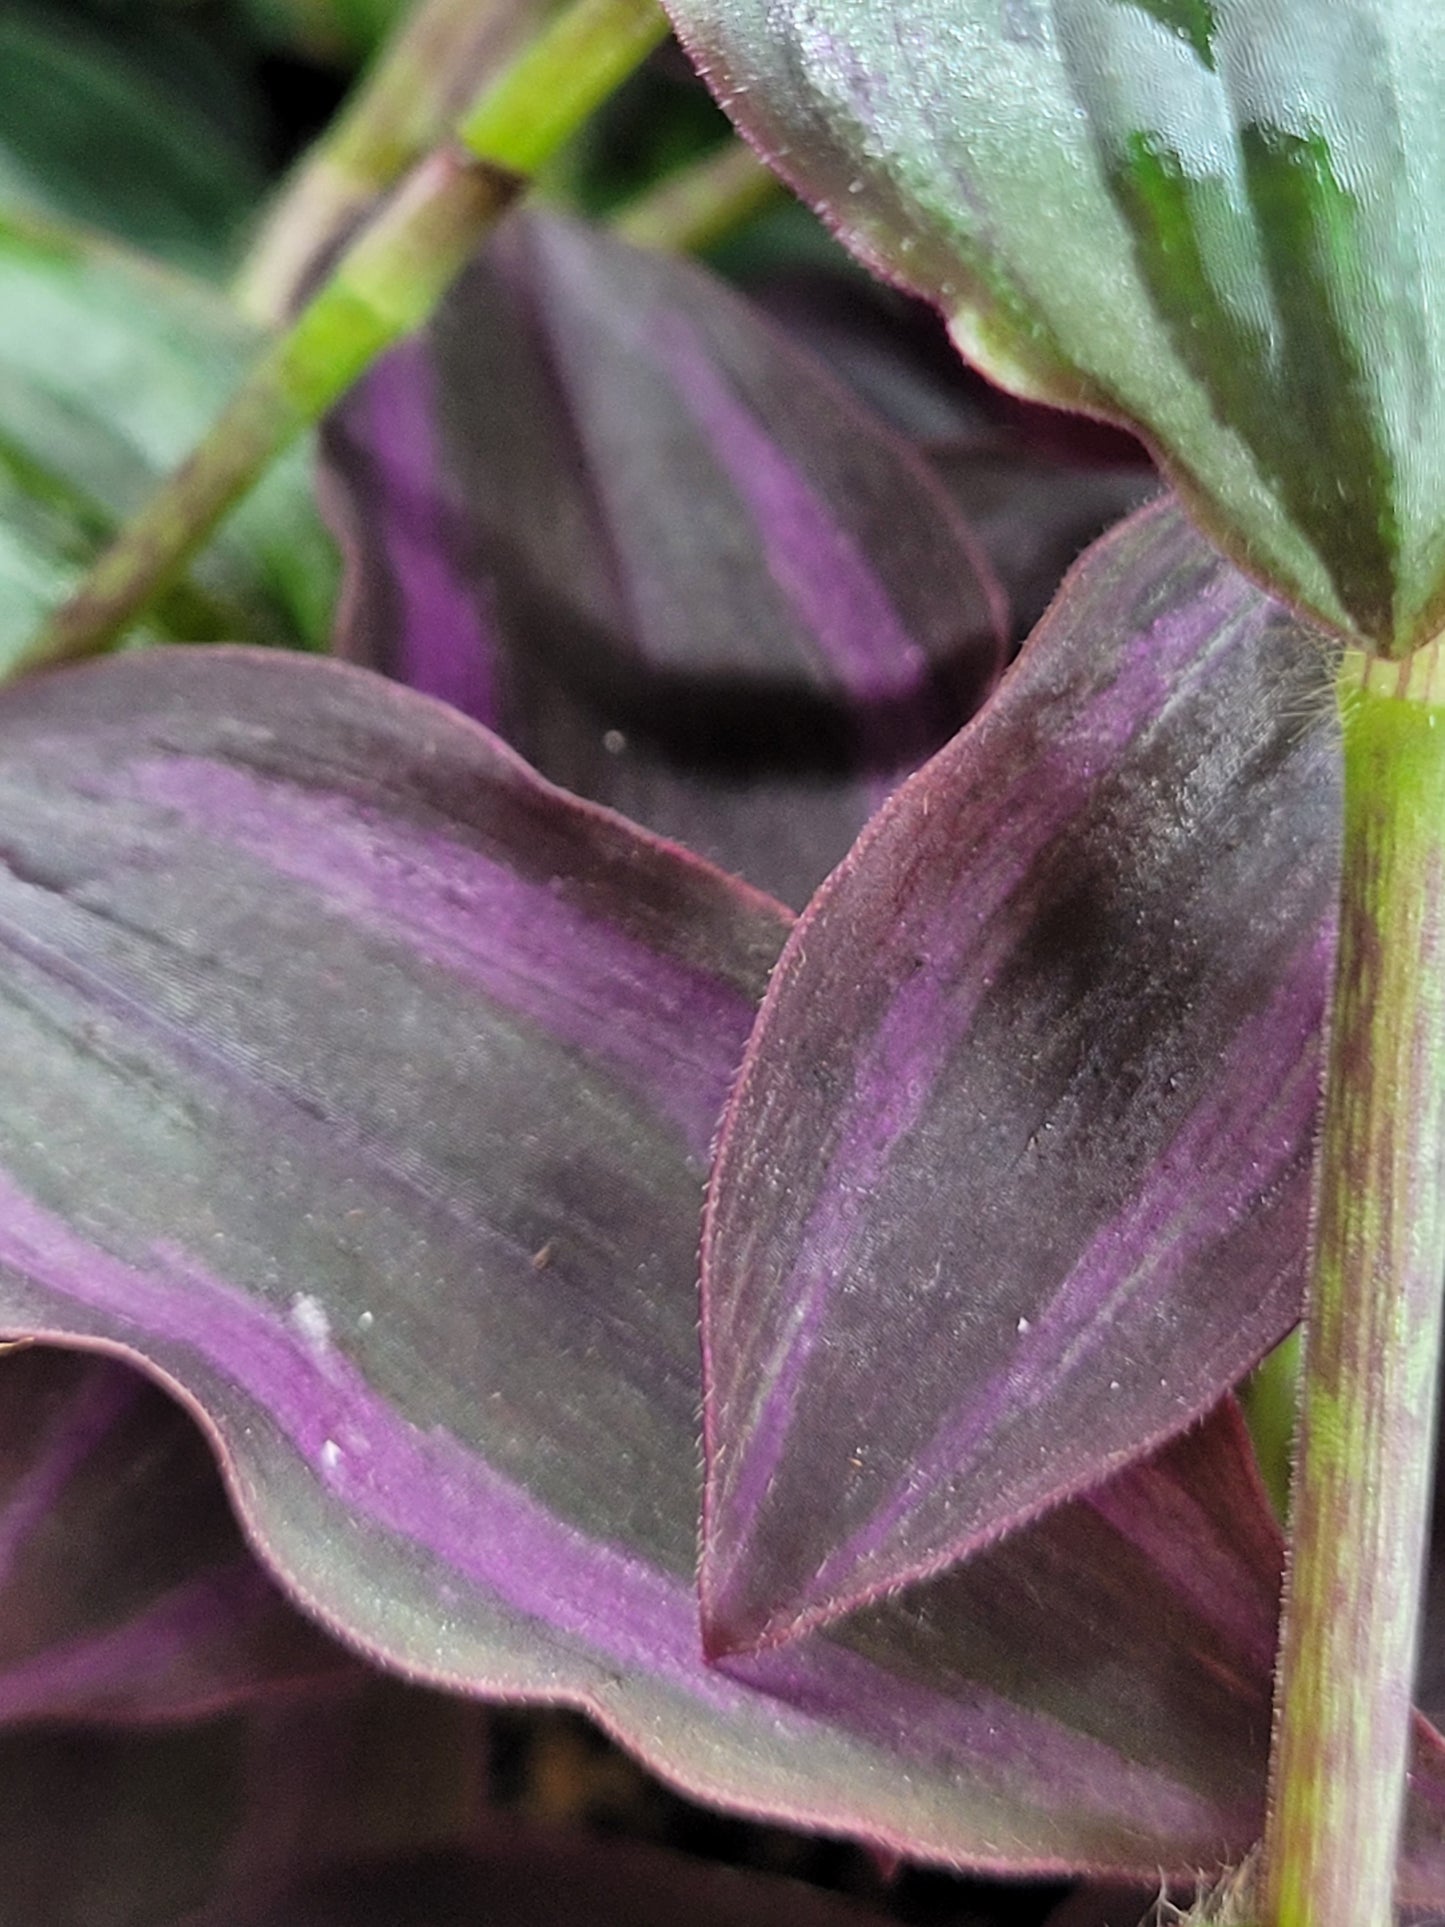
[663,0,1445,657]
[700,501,1335,1657]
[322,210,1004,908]
[3,649,1440,1881]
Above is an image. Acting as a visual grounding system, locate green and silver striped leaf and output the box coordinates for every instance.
[665,0,1445,656]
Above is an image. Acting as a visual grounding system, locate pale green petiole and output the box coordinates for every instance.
[30,0,668,668]
[1262,642,1445,1926]
[237,0,559,327]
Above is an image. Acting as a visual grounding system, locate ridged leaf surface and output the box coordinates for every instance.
[323,211,1002,907]
[3,650,1444,1887]
[664,0,1445,655]
[701,501,1335,1653]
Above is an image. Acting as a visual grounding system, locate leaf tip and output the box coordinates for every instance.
[698,1545,827,1664]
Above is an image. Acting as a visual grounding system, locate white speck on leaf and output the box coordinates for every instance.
[290,1293,331,1352]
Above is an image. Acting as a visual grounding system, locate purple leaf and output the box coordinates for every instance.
[1,649,1444,1887]
[182,1822,905,1927]
[321,209,1004,907]
[931,448,1157,643]
[739,268,1158,637]
[699,497,1336,1656]
[0,1661,898,1927]
[0,1345,349,1725]
[0,1675,493,1925]
[1043,1888,1152,1927]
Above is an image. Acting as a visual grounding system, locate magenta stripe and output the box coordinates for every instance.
[1082,1439,1281,1682]
[0,1174,1235,1839]
[808,928,1325,1600]
[651,312,934,710]
[116,755,755,1163]
[0,1361,137,1590]
[0,1563,304,1723]
[360,346,501,727]
[709,582,1236,1564]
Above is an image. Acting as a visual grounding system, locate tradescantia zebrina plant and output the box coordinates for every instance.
[663,0,1445,664]
[10,0,1445,1923]
[655,2,1445,1921]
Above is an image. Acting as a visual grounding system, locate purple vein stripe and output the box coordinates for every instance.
[1082,1444,1280,1681]
[0,1171,1236,1846]
[0,1564,296,1723]
[356,344,502,727]
[0,1363,137,1590]
[708,585,1218,1581]
[651,312,935,715]
[806,929,1327,1606]
[116,755,755,1163]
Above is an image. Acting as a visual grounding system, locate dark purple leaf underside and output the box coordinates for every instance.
[933,448,1158,641]
[0,1667,895,1927]
[188,1822,903,1927]
[0,1345,348,1724]
[701,498,1337,1655]
[1,650,1442,1886]
[0,1676,492,1926]
[739,269,1158,640]
[321,209,1004,907]
[1043,1885,1151,1927]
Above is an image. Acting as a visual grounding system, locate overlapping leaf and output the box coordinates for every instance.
[738,268,1158,640]
[0,648,1432,1881]
[0,1677,492,1925]
[699,499,1336,1655]
[322,209,1003,906]
[0,1346,349,1725]
[196,1819,907,1927]
[0,209,336,668]
[664,0,1445,656]
[0,4,267,275]
[0,1669,906,1926]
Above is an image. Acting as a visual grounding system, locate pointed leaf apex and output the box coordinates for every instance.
[698,502,1334,1640]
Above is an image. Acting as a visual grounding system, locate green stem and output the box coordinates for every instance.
[237,0,557,326]
[30,0,667,667]
[1240,1328,1301,1523]
[1262,643,1445,1926]
[613,140,783,254]
[457,0,665,174]
[27,146,512,671]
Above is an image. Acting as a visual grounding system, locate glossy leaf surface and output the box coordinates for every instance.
[664,0,1445,656]
[0,1347,349,1725]
[322,210,1003,906]
[701,500,1336,1654]
[0,650,1433,1879]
